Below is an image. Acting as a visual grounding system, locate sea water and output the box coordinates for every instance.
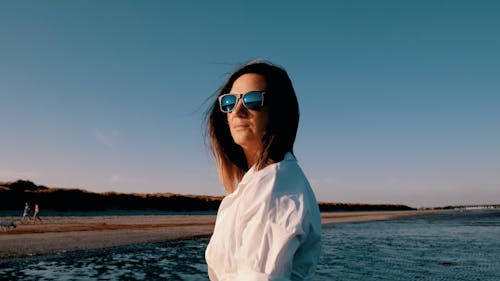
[1,210,499,280]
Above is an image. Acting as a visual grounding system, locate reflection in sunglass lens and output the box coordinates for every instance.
[220,95,237,112]
[243,92,263,110]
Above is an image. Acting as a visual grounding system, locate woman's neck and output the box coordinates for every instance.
[242,144,262,169]
[244,150,259,169]
[243,146,276,170]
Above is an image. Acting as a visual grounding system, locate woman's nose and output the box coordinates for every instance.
[231,99,249,117]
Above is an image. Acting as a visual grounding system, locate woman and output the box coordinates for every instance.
[205,60,321,280]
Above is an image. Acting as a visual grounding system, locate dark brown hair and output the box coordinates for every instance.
[206,60,299,193]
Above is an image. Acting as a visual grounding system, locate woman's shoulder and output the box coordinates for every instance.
[236,154,320,231]
[239,152,316,203]
[247,152,302,178]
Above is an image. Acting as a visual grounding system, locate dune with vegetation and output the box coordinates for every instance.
[0,180,414,213]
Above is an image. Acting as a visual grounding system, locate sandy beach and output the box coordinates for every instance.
[0,210,435,259]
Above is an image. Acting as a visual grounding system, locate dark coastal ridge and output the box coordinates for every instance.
[0,180,414,212]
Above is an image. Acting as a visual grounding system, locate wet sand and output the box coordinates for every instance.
[320,210,436,224]
[0,210,435,259]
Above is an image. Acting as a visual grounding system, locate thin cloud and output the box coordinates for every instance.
[95,129,119,149]
[110,173,124,184]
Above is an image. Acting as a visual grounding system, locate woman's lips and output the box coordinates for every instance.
[232,124,249,130]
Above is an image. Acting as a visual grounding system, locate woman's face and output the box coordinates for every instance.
[227,73,269,153]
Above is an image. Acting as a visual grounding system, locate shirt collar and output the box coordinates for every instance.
[240,152,295,184]
[284,152,295,161]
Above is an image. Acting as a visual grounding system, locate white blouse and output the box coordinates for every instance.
[205,153,322,281]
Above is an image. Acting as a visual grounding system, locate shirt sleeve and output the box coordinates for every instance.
[234,193,307,281]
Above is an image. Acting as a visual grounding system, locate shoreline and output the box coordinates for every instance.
[0,210,437,259]
[321,210,437,225]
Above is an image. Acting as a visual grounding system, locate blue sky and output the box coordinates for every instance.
[1,1,499,207]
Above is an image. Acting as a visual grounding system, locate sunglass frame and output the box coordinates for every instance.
[218,91,266,113]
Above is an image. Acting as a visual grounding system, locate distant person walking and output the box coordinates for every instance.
[21,202,31,223]
[32,203,42,224]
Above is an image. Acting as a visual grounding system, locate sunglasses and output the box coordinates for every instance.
[218,91,266,113]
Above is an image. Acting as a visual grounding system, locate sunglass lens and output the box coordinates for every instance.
[243,91,264,110]
[220,95,237,112]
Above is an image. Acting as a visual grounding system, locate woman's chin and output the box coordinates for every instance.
[233,137,259,149]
